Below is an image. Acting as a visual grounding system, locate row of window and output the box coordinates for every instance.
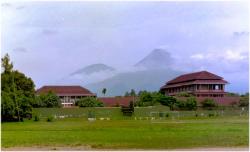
[167,84,224,93]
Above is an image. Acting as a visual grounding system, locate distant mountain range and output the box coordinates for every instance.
[58,49,183,96]
[86,69,182,96]
[70,63,115,75]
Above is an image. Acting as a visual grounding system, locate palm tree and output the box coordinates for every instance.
[102,88,107,97]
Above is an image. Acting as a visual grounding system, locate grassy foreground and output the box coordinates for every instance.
[2,115,249,150]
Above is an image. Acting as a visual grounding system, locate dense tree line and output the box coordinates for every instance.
[133,90,197,110]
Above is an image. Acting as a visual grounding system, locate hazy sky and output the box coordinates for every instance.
[1,1,249,93]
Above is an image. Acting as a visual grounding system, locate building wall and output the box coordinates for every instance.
[164,83,226,97]
[59,95,93,107]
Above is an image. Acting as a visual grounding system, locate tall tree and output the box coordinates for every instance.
[1,54,35,121]
[102,88,107,97]
[130,89,136,96]
[1,53,13,73]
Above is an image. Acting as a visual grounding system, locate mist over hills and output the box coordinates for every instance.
[57,49,181,96]
[86,69,182,96]
[57,64,117,86]
[85,49,182,96]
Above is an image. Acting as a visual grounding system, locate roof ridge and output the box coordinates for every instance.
[166,71,225,85]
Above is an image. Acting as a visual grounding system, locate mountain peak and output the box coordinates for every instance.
[70,63,115,75]
[134,49,173,69]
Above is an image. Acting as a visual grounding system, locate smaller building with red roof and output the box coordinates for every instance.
[36,85,96,107]
[160,71,228,97]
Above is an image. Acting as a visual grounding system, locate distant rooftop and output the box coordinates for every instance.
[166,71,228,85]
[36,85,95,96]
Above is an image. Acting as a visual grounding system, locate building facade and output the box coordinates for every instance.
[160,71,228,97]
[36,86,96,107]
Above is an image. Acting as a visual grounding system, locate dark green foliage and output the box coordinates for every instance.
[102,88,107,96]
[1,53,13,74]
[35,91,61,108]
[208,113,214,117]
[124,89,137,97]
[130,89,136,96]
[1,54,35,122]
[175,99,186,110]
[159,112,164,117]
[239,93,249,107]
[227,92,240,97]
[136,91,154,107]
[76,97,104,107]
[1,91,16,121]
[47,115,54,122]
[165,113,169,117]
[124,91,130,97]
[34,115,40,121]
[201,98,218,110]
[176,92,192,97]
[158,96,177,110]
[185,97,197,110]
[160,96,197,111]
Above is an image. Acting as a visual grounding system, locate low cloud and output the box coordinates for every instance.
[191,50,248,62]
[188,49,249,73]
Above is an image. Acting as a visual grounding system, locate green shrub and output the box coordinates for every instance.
[176,92,193,97]
[35,91,61,108]
[165,113,169,117]
[159,96,177,110]
[185,97,197,110]
[159,112,164,117]
[47,115,54,122]
[175,99,186,110]
[239,93,249,107]
[76,97,104,107]
[175,97,197,110]
[34,115,40,121]
[208,113,214,117]
[138,91,154,107]
[201,98,218,110]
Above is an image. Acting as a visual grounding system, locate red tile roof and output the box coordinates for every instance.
[166,71,228,85]
[98,96,138,107]
[36,85,95,96]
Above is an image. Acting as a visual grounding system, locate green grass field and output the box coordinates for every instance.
[1,107,249,150]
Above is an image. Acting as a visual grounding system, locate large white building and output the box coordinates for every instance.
[36,85,96,107]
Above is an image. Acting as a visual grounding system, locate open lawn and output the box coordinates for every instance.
[1,107,249,150]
